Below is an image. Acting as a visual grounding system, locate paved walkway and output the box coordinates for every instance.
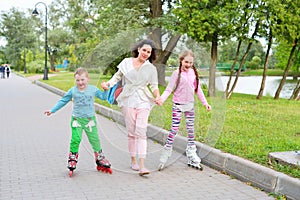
[0,74,274,200]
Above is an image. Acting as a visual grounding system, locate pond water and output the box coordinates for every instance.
[200,76,299,99]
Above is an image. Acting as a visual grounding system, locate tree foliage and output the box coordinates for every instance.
[0,0,298,100]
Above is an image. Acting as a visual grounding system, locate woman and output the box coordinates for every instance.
[102,39,160,176]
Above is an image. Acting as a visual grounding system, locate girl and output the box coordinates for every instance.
[156,50,211,170]
[102,39,160,176]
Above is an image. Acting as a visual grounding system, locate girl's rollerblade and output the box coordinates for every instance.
[94,151,112,174]
[186,145,203,170]
[68,152,78,177]
[158,146,172,171]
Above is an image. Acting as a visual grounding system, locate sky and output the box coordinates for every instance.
[0,0,53,13]
[0,0,53,45]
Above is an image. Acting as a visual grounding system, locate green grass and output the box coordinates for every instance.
[31,71,300,178]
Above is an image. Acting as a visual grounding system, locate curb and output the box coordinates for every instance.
[34,80,300,200]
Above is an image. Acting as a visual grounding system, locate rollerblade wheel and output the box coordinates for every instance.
[96,166,101,171]
[69,170,73,177]
[158,163,165,171]
[199,165,203,171]
[106,168,113,174]
[97,166,113,174]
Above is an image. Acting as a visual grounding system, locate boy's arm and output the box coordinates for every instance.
[95,87,107,101]
[50,88,73,114]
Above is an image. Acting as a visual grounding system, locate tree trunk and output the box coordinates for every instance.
[224,40,242,98]
[227,42,252,99]
[208,33,218,97]
[23,49,27,74]
[153,34,181,86]
[289,79,300,100]
[227,21,260,99]
[49,54,56,72]
[257,33,273,99]
[148,0,181,86]
[274,38,298,99]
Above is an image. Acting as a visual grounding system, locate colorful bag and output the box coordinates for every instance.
[107,81,123,105]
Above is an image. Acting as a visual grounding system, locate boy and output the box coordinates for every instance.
[44,68,112,176]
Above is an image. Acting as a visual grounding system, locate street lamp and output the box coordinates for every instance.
[32,2,48,80]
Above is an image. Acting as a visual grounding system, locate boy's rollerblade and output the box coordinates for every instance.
[94,151,112,174]
[158,146,172,171]
[68,152,78,177]
[186,145,203,170]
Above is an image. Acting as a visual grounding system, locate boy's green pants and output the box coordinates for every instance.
[69,116,101,153]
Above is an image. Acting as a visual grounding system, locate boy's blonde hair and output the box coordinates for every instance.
[74,67,89,78]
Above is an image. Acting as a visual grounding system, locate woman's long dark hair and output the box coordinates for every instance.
[174,50,199,92]
[131,39,157,63]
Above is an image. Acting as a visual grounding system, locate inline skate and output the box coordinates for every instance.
[68,152,78,177]
[186,145,203,170]
[158,146,172,171]
[94,151,112,174]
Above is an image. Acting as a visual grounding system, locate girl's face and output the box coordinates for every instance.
[181,55,194,72]
[75,73,89,91]
[137,44,152,62]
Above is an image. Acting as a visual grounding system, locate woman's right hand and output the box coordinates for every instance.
[101,82,109,90]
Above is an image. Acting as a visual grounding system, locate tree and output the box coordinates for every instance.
[273,0,299,99]
[51,0,181,85]
[47,28,75,71]
[0,9,36,69]
[257,0,277,100]
[174,0,239,96]
[290,79,300,100]
[225,0,267,99]
[257,30,272,99]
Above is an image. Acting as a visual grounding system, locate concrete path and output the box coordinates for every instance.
[0,74,274,200]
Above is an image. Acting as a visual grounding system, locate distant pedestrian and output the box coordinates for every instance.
[101,39,161,176]
[5,64,10,78]
[0,65,4,78]
[63,57,69,69]
[155,49,211,171]
[44,67,112,176]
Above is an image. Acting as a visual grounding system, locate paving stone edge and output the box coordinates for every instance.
[34,80,300,200]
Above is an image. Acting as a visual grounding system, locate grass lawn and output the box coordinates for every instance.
[32,71,300,179]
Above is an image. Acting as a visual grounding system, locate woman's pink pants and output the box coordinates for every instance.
[122,107,150,159]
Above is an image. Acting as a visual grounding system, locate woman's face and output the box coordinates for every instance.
[137,44,152,62]
[181,55,194,72]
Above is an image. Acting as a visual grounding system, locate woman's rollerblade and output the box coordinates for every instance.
[94,151,112,174]
[158,146,172,171]
[186,145,203,170]
[68,152,78,177]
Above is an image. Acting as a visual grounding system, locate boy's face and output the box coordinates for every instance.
[75,73,89,90]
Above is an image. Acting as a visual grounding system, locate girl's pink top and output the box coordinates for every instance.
[160,68,208,106]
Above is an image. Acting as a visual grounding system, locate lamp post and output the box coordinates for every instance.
[32,2,48,80]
